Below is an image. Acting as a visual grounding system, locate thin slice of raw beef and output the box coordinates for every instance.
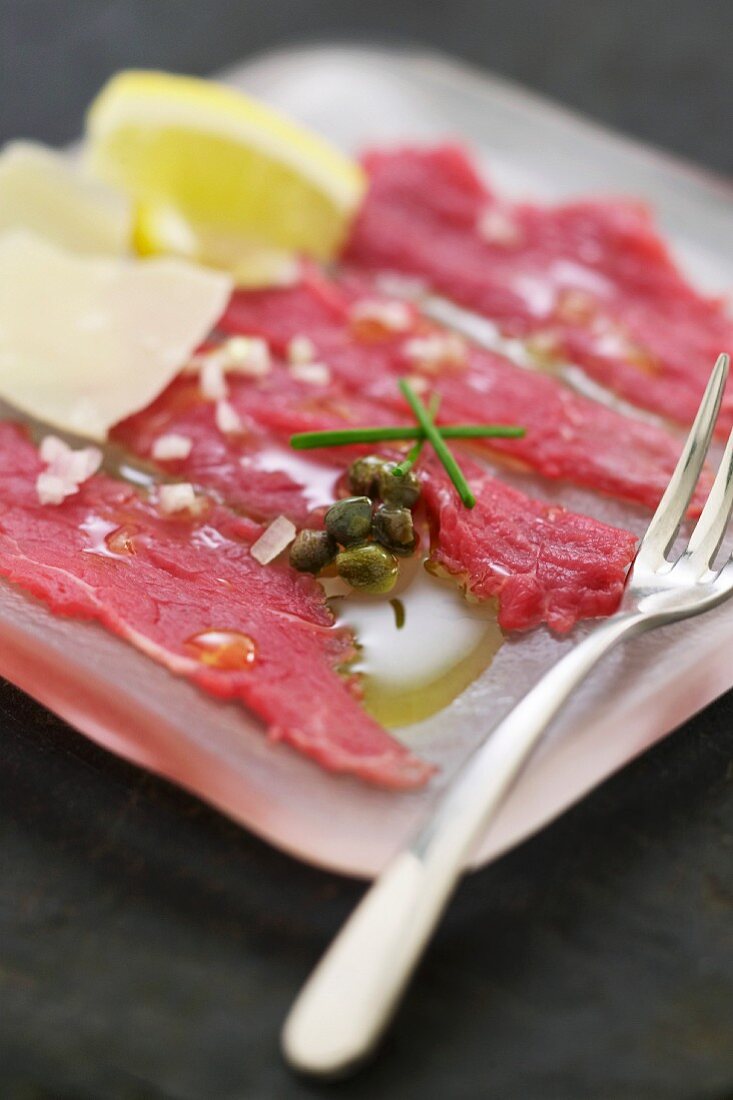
[112,366,404,523]
[422,458,638,634]
[117,378,643,638]
[344,146,733,431]
[0,423,431,789]
[219,273,706,512]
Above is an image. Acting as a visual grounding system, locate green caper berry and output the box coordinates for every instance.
[325,496,373,546]
[377,462,421,508]
[336,542,399,594]
[347,454,387,498]
[372,504,417,557]
[289,529,337,574]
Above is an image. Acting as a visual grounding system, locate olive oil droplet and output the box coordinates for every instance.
[331,557,503,729]
[186,630,257,670]
[106,524,138,556]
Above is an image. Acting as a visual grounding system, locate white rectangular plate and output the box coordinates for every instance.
[2,44,731,877]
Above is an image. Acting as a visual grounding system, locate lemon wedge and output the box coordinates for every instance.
[134,203,301,288]
[86,70,365,280]
[0,141,132,254]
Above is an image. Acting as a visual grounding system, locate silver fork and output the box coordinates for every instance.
[282,352,733,1078]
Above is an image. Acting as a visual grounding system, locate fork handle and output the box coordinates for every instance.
[282,610,646,1077]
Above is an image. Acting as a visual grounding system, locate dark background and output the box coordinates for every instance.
[1,2,732,1098]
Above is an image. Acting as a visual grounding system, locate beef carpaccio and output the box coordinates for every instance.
[0,423,431,788]
[422,460,637,634]
[116,362,639,635]
[344,146,733,432]
[217,272,707,513]
[3,137,726,791]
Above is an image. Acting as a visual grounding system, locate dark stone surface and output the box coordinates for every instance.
[0,3,732,1097]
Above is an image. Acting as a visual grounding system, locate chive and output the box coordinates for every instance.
[290,423,525,450]
[390,598,406,629]
[291,426,425,449]
[393,393,441,477]
[399,379,476,508]
[439,425,525,439]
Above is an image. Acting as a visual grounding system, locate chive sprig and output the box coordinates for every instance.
[393,393,440,478]
[399,379,476,508]
[290,423,525,449]
[288,379,526,509]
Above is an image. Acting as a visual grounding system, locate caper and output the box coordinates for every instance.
[377,462,421,508]
[289,529,337,574]
[325,496,373,545]
[336,542,399,594]
[372,504,417,557]
[347,454,387,498]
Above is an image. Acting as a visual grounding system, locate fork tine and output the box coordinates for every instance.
[682,425,733,572]
[636,353,729,567]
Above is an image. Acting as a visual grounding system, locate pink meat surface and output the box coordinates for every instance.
[0,423,431,789]
[220,273,705,512]
[423,460,638,633]
[344,146,733,431]
[113,366,404,523]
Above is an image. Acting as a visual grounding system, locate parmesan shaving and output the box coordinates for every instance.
[0,141,132,254]
[0,229,232,440]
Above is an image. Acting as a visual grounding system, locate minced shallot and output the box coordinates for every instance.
[36,435,102,505]
[250,515,297,565]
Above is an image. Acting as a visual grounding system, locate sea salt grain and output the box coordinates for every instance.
[152,433,193,461]
[158,482,197,514]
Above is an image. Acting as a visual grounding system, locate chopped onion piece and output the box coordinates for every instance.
[374,272,427,299]
[403,333,466,373]
[39,434,70,464]
[35,434,102,505]
[64,446,103,483]
[405,373,430,396]
[476,206,523,247]
[349,298,412,333]
[199,356,228,400]
[158,482,197,514]
[224,335,271,377]
[215,398,243,434]
[287,335,316,364]
[250,515,297,565]
[36,471,69,505]
[289,361,332,386]
[152,433,193,461]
